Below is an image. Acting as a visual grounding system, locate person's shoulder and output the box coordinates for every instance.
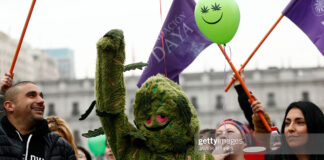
[0,94,5,120]
[45,132,61,142]
[0,118,10,145]
[0,116,14,136]
[46,132,71,148]
[46,132,76,159]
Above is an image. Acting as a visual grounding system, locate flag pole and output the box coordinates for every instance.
[218,44,272,132]
[9,0,37,75]
[159,0,168,78]
[224,14,284,92]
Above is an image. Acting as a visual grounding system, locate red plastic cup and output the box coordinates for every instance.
[243,146,266,160]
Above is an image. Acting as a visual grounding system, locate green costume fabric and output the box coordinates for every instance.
[95,29,214,160]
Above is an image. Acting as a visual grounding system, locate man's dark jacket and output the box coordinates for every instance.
[0,93,5,119]
[0,116,76,160]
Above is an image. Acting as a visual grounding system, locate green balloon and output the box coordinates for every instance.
[88,134,106,156]
[195,0,240,44]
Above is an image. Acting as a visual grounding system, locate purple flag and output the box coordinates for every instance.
[137,0,212,87]
[283,0,324,55]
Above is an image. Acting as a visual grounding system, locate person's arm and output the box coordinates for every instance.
[251,100,272,150]
[234,84,254,130]
[95,30,137,160]
[0,72,13,119]
[251,100,272,133]
[232,70,254,130]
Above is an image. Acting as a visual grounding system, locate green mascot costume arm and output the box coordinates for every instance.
[96,29,214,160]
[95,29,135,159]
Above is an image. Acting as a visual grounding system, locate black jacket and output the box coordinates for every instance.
[0,92,5,120]
[0,116,76,160]
[234,84,254,130]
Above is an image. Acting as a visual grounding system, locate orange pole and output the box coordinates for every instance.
[9,0,37,75]
[224,14,284,92]
[218,44,272,132]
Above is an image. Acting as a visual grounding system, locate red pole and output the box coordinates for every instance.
[218,44,272,132]
[224,14,284,92]
[9,0,37,75]
[159,0,168,78]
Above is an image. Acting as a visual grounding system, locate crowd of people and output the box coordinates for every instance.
[0,69,323,160]
[206,71,324,160]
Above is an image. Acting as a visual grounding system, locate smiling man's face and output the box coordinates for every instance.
[4,82,45,127]
[13,83,45,122]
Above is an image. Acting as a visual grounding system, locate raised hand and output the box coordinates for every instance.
[251,100,266,115]
[231,68,245,86]
[1,72,14,92]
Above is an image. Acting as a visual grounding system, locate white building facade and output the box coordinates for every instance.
[36,67,324,147]
[0,32,59,81]
[0,32,33,81]
[30,49,59,81]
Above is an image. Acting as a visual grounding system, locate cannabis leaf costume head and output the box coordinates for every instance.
[133,74,199,153]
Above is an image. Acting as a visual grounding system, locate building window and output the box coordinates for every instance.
[267,92,276,108]
[191,96,198,110]
[71,102,80,116]
[302,91,309,101]
[33,55,38,61]
[73,130,81,145]
[47,103,56,116]
[215,95,223,110]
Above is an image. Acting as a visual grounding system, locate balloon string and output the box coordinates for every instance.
[159,0,168,78]
[222,45,229,140]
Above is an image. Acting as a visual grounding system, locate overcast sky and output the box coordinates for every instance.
[0,0,323,79]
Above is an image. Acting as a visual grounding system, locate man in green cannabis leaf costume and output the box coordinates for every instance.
[95,29,214,160]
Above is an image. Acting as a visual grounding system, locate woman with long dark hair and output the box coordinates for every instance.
[252,100,324,160]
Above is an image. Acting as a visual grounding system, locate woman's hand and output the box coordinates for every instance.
[251,100,265,115]
[231,68,244,86]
